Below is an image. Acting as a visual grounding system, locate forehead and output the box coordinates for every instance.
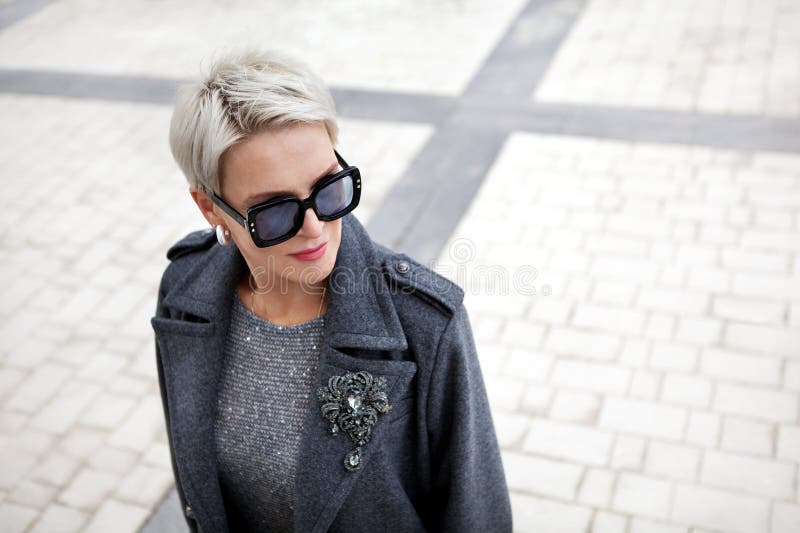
[220,124,335,204]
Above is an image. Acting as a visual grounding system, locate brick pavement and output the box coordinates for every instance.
[436,133,800,532]
[0,0,798,532]
[535,0,800,116]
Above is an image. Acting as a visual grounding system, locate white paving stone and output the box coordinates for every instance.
[712,296,787,324]
[599,397,686,441]
[630,518,687,533]
[577,468,615,508]
[772,502,800,533]
[638,287,709,316]
[721,416,775,457]
[520,384,554,415]
[550,360,631,395]
[484,377,525,412]
[700,348,782,386]
[649,343,699,372]
[509,492,592,533]
[776,425,800,463]
[685,410,721,448]
[0,503,38,533]
[713,383,798,423]
[114,464,174,509]
[6,480,57,510]
[661,373,711,408]
[591,511,627,533]
[83,499,149,533]
[671,483,770,533]
[572,303,646,336]
[629,370,661,400]
[544,328,621,361]
[611,435,646,472]
[502,451,583,501]
[500,348,554,382]
[493,411,532,449]
[29,504,87,533]
[644,441,699,482]
[612,473,672,520]
[522,419,613,466]
[701,449,795,500]
[0,451,37,491]
[723,322,800,358]
[549,389,600,423]
[57,469,118,510]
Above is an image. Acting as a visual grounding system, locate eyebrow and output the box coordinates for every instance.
[243,160,340,207]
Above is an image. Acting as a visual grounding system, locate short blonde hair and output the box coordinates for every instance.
[169,47,339,195]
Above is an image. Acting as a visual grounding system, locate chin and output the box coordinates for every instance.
[292,253,335,286]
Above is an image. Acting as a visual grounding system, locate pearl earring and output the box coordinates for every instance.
[215,224,231,246]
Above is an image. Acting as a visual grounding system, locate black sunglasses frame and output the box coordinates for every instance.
[203,150,361,248]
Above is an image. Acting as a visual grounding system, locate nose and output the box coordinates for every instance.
[297,205,324,238]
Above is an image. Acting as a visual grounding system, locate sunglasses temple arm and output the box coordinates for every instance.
[334,149,349,169]
[203,187,248,229]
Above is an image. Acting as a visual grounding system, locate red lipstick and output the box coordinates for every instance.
[289,241,327,261]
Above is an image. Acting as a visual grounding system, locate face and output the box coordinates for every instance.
[191,123,342,291]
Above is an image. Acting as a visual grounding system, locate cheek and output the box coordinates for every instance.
[325,223,342,256]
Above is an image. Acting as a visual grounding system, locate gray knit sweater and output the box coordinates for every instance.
[214,290,325,532]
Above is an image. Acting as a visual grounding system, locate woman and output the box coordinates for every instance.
[152,47,511,533]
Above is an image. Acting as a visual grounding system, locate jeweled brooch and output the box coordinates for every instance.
[316,370,392,471]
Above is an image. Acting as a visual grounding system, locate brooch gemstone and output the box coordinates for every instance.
[316,370,392,471]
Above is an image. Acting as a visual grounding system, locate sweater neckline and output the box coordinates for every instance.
[232,289,325,332]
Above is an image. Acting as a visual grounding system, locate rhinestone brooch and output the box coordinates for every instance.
[316,370,392,471]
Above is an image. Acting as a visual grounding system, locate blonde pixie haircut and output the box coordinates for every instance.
[169,47,339,195]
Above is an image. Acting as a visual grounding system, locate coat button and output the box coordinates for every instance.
[185,505,195,519]
[395,261,410,274]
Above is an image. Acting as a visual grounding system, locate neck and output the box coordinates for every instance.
[241,274,327,326]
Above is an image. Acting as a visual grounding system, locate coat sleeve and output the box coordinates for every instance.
[426,302,513,532]
[152,267,200,533]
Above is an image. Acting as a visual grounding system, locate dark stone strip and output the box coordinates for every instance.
[0,0,51,31]
[0,68,456,124]
[463,0,585,101]
[365,0,593,262]
[5,68,796,155]
[451,102,800,153]
[366,125,508,261]
[330,88,454,126]
[0,68,183,104]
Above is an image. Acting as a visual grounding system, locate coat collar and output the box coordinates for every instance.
[153,214,413,532]
[161,213,408,352]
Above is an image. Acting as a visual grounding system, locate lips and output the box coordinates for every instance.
[289,241,328,260]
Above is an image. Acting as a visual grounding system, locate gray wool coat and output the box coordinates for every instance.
[151,213,512,533]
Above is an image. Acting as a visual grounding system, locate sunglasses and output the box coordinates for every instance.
[203,150,361,247]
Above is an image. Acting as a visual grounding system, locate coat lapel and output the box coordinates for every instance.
[293,215,416,533]
[151,214,414,533]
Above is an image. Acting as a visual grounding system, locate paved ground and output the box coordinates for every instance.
[0,0,798,532]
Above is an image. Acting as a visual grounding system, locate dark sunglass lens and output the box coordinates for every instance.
[316,175,353,216]
[254,201,299,241]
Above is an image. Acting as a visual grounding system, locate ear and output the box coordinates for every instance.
[189,186,225,228]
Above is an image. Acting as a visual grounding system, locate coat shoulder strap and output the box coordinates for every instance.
[377,244,465,317]
[166,228,217,261]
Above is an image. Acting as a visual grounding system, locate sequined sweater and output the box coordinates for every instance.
[214,291,325,532]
